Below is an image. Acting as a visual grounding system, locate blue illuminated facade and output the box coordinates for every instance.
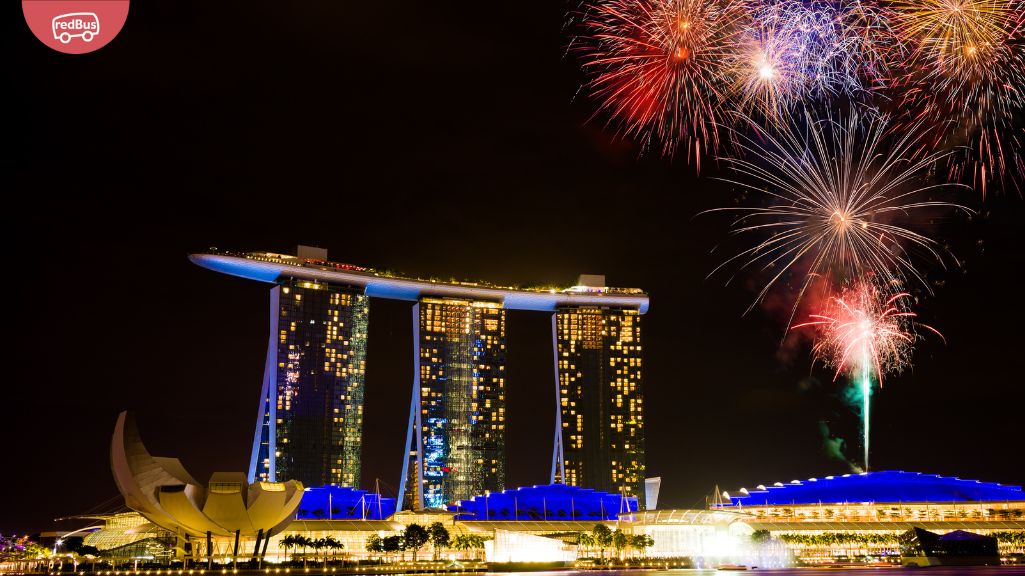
[722,471,1025,506]
[295,486,397,520]
[448,483,638,521]
[400,298,506,511]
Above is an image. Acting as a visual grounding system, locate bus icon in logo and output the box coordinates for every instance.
[51,12,100,44]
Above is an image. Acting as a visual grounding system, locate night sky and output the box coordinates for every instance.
[5,2,1023,534]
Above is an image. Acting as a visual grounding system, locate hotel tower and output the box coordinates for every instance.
[400,298,506,510]
[190,248,648,508]
[551,283,646,501]
[247,248,369,488]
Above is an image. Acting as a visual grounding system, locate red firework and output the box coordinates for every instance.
[792,280,942,384]
[576,0,749,165]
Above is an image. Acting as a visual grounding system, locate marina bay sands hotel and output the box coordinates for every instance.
[191,246,649,511]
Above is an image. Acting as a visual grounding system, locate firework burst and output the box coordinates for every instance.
[835,0,903,87]
[792,279,942,469]
[794,280,930,382]
[709,108,970,315]
[576,0,749,164]
[890,0,1020,75]
[730,1,808,119]
[729,0,896,119]
[888,0,1025,195]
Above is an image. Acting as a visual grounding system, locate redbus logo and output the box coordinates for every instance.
[52,12,100,44]
[23,0,128,55]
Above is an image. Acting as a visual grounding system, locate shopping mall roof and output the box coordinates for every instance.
[721,470,1025,506]
[295,486,396,520]
[449,483,638,521]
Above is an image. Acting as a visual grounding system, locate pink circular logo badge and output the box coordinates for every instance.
[23,1,129,55]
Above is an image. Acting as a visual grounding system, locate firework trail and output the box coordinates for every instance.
[792,279,942,469]
[576,0,749,164]
[887,0,1025,195]
[708,108,969,317]
[729,0,894,119]
[836,0,905,88]
[790,0,893,96]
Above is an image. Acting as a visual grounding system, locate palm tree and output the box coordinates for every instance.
[592,525,613,564]
[577,532,594,559]
[452,535,468,560]
[280,535,296,563]
[630,534,654,558]
[324,537,343,565]
[611,529,629,561]
[297,535,312,567]
[310,538,326,567]
[469,535,489,561]
[452,535,486,561]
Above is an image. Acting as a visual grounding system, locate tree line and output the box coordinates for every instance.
[278,534,344,567]
[575,524,654,562]
[775,531,1025,547]
[364,522,489,562]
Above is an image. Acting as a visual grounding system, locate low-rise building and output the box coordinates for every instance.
[715,470,1025,563]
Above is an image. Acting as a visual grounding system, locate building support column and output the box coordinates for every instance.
[261,531,271,559]
[249,285,280,483]
[397,301,424,511]
[550,312,565,484]
[252,529,264,563]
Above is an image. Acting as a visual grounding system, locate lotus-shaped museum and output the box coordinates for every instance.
[111,411,303,541]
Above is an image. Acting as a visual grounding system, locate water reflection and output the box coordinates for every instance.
[480,568,1025,576]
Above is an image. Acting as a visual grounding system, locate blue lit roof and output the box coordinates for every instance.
[448,483,638,521]
[722,471,1024,506]
[296,486,397,520]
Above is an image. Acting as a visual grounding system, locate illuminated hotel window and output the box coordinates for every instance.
[556,306,645,504]
[403,297,506,511]
[253,277,369,488]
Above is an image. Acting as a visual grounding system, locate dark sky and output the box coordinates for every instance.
[5,2,1023,534]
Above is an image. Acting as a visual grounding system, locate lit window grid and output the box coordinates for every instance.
[557,306,646,503]
[408,298,507,509]
[258,278,369,488]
